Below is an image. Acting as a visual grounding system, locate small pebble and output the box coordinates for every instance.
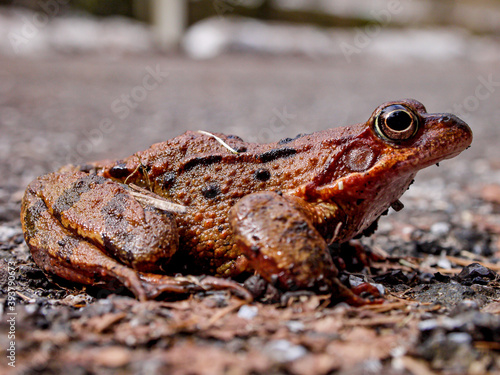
[437,255,452,269]
[349,275,364,287]
[285,320,305,333]
[418,318,439,331]
[448,332,472,345]
[390,345,407,358]
[0,226,20,242]
[377,221,393,234]
[456,262,497,284]
[453,300,480,314]
[361,359,383,373]
[431,222,451,237]
[263,339,307,363]
[237,305,258,320]
[24,304,39,315]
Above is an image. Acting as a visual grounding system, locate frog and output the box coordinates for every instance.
[21,99,472,305]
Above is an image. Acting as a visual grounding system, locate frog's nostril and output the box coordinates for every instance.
[435,113,472,136]
[435,113,468,128]
[450,115,470,130]
[430,113,473,150]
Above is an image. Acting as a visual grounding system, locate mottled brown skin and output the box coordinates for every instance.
[21,99,473,304]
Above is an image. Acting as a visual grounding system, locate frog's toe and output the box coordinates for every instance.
[350,282,384,302]
[330,277,383,306]
[138,273,253,301]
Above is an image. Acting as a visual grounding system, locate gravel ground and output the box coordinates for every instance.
[0,50,500,374]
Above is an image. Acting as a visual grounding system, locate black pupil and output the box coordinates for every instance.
[385,110,412,131]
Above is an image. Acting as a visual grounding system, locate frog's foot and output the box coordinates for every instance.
[229,191,339,294]
[350,282,382,299]
[138,273,253,301]
[330,277,383,306]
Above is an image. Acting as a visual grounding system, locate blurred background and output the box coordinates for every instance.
[0,0,499,223]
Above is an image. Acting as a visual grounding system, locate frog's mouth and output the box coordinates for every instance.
[363,112,473,176]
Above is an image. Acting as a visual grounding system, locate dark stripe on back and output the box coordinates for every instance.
[108,162,130,178]
[157,172,176,189]
[259,147,296,163]
[180,155,223,171]
[278,133,307,145]
[56,235,79,264]
[24,199,47,240]
[101,192,136,265]
[52,175,107,220]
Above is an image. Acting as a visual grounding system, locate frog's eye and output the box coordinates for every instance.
[375,105,419,142]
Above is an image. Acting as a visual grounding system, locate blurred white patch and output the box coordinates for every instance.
[237,304,259,320]
[182,18,231,59]
[0,7,153,56]
[263,339,307,363]
[182,16,500,62]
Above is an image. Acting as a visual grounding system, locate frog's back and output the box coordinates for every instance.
[94,130,347,275]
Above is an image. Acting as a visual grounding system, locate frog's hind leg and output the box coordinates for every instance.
[21,173,251,301]
[22,187,191,300]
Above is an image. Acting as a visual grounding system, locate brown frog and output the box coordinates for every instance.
[21,99,472,304]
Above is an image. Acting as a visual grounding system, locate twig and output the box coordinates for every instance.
[399,259,419,269]
[362,301,410,313]
[399,356,439,375]
[129,184,187,214]
[475,341,500,350]
[343,315,407,327]
[203,300,247,328]
[15,290,34,302]
[197,130,239,154]
[446,256,500,272]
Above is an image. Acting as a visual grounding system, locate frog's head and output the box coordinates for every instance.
[297,99,473,242]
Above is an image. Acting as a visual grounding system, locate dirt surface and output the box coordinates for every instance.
[1,52,500,375]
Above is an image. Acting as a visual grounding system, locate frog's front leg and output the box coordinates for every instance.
[21,171,250,301]
[229,191,373,305]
